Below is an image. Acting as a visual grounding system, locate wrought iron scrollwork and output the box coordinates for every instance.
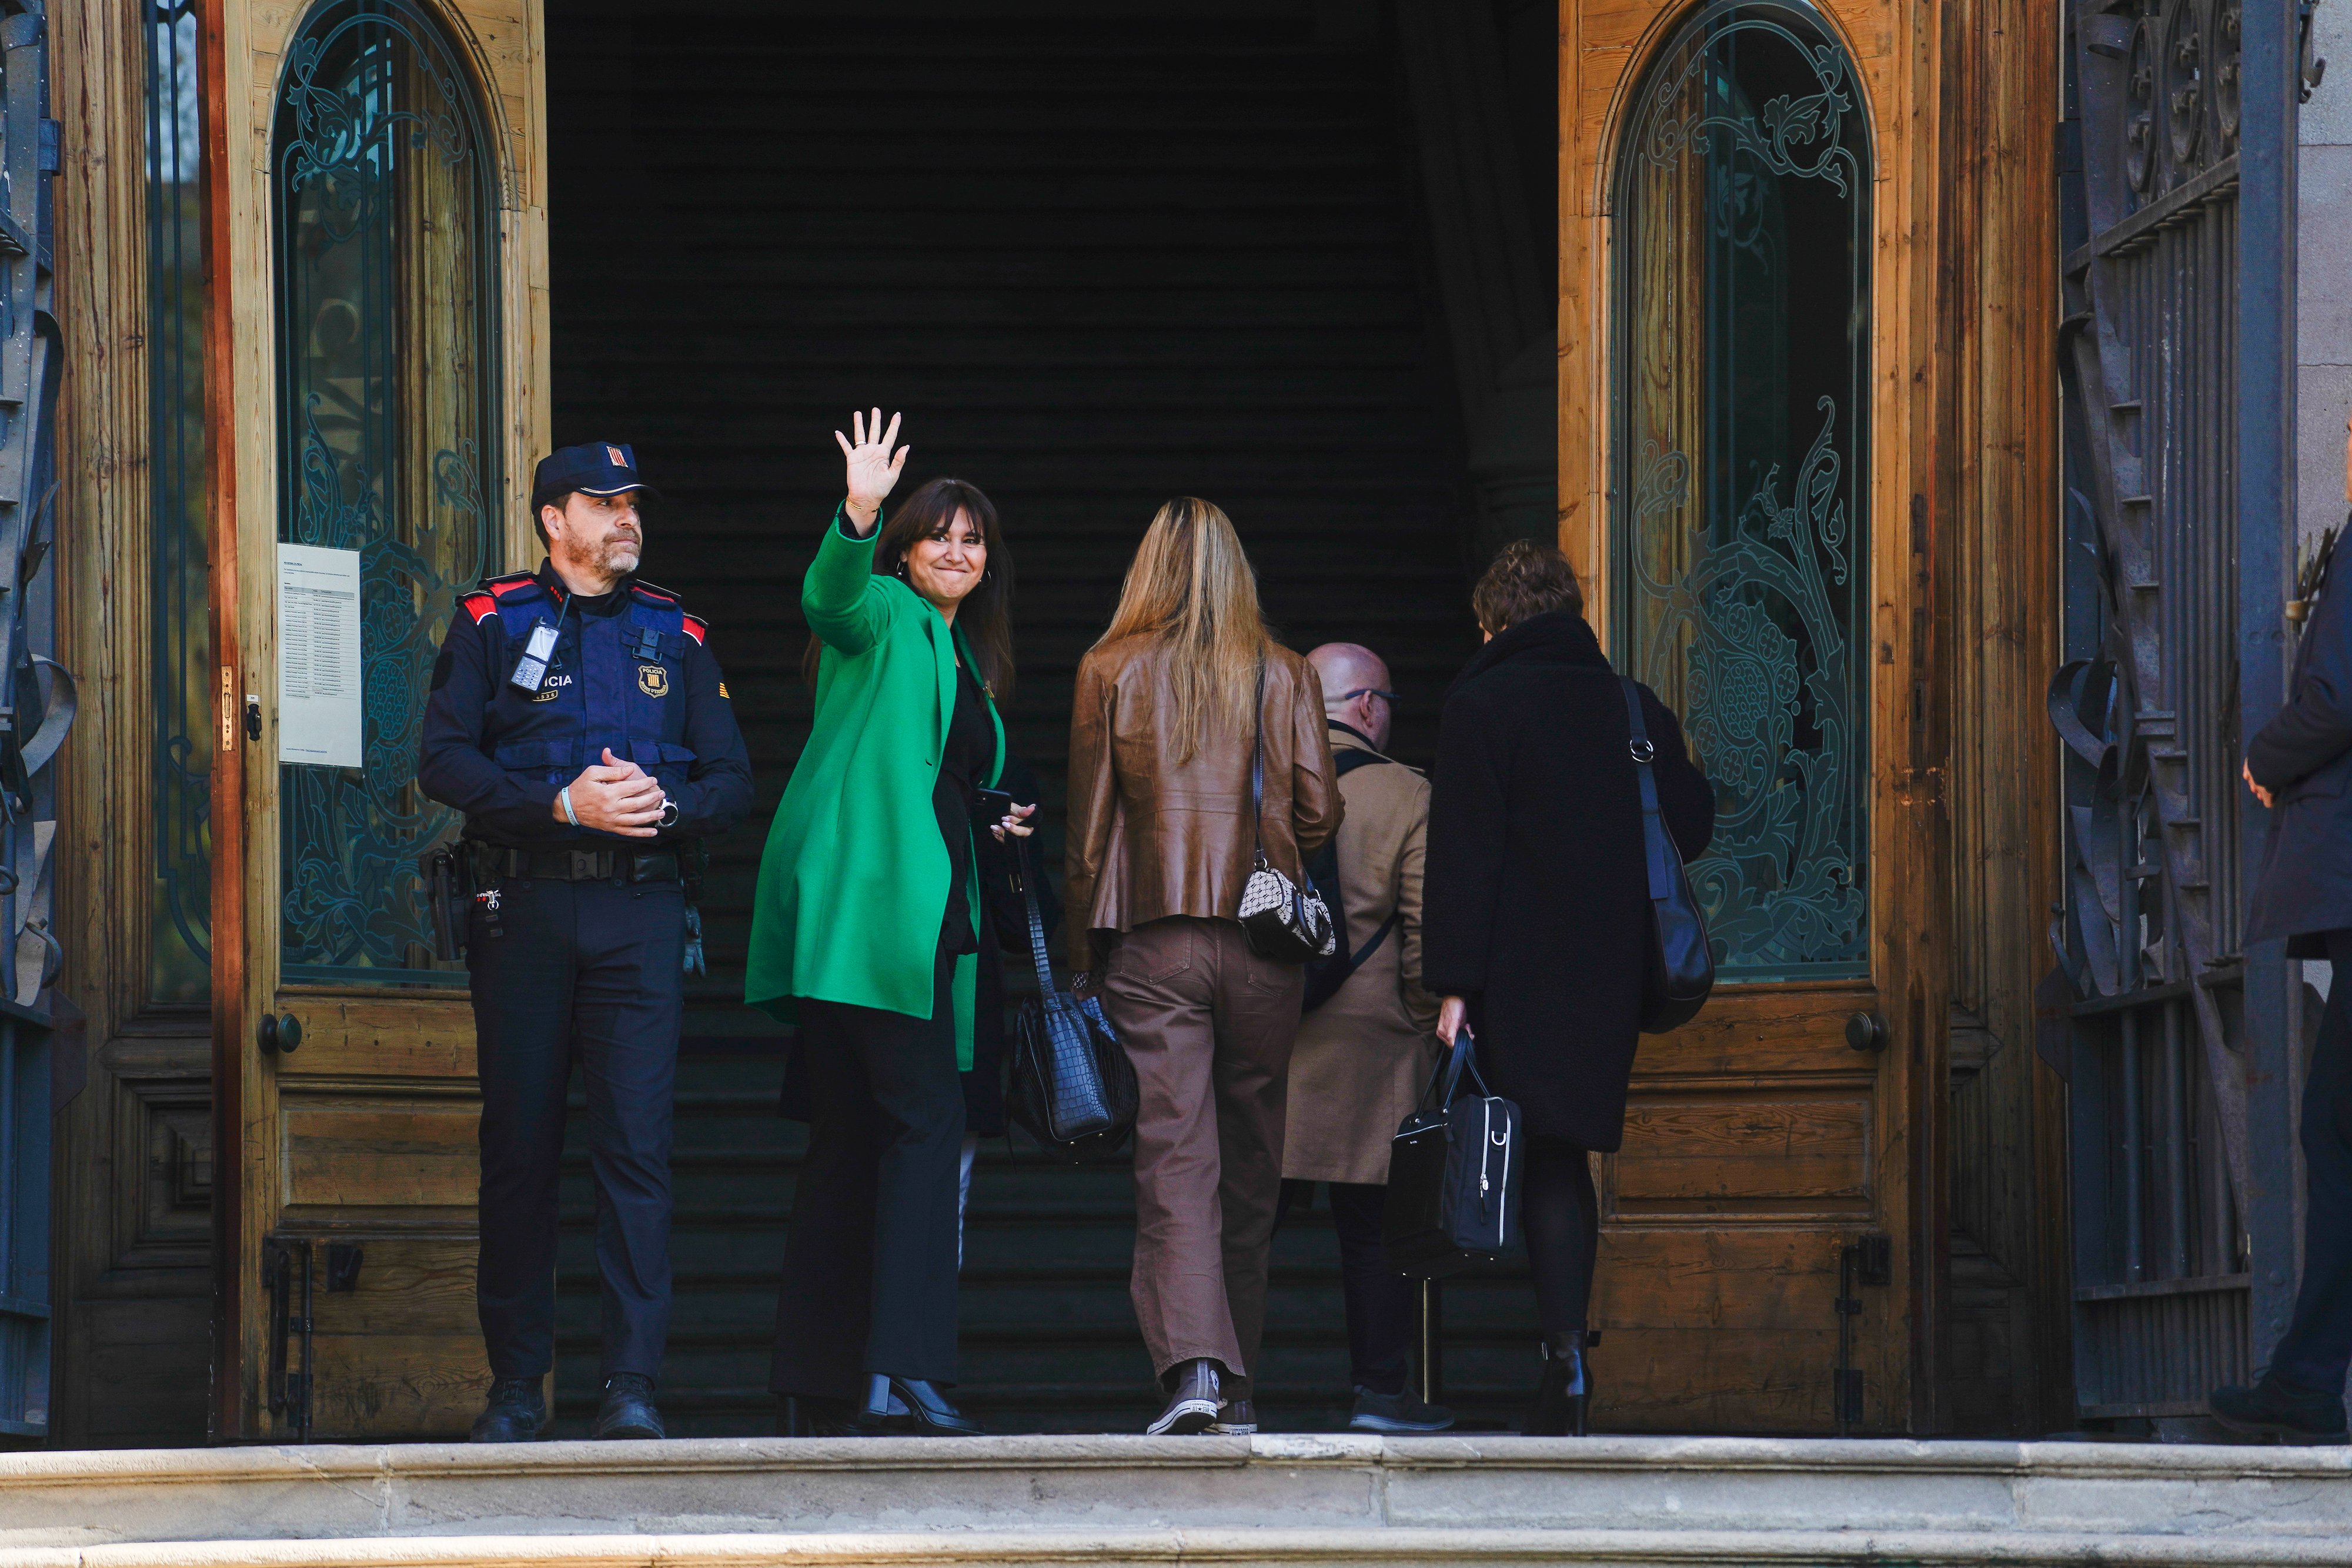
[271,0,500,983]
[1610,0,1872,982]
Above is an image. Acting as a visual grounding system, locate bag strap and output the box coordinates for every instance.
[1250,654,1268,870]
[1013,838,1057,998]
[1621,676,1676,902]
[1419,1025,1492,1111]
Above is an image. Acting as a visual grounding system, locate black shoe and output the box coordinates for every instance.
[1350,1385,1455,1433]
[892,1378,983,1436]
[1147,1359,1222,1436]
[2211,1373,2350,1442]
[777,1394,858,1437]
[852,1373,983,1436]
[591,1372,665,1440]
[1522,1330,1598,1436]
[469,1376,546,1443]
[1209,1398,1257,1435]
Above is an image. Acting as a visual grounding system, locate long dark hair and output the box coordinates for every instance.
[801,476,1016,699]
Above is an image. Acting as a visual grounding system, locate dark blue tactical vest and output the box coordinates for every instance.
[460,571,704,825]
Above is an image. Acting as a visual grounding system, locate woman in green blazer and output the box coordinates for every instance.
[747,412,1033,1437]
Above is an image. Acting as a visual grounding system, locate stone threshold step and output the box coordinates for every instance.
[1,1530,2350,1568]
[2,1435,2350,1553]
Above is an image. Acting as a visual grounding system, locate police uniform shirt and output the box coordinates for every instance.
[419,561,754,844]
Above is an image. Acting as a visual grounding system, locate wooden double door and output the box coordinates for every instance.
[196,0,1950,1439]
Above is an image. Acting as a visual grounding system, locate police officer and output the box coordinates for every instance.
[419,442,753,1442]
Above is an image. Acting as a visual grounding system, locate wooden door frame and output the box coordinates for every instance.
[1556,0,1950,1429]
[202,0,547,1440]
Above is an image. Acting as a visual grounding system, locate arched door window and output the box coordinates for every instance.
[1611,0,1872,982]
[272,0,500,982]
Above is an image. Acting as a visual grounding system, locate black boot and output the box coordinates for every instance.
[2211,1373,2350,1442]
[777,1393,858,1436]
[469,1376,546,1443]
[591,1372,665,1440]
[1522,1330,1598,1436]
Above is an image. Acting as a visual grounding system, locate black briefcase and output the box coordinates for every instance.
[1382,1028,1523,1279]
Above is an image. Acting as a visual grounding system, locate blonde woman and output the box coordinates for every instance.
[1066,497,1342,1436]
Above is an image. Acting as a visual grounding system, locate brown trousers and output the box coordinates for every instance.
[1102,916,1304,1400]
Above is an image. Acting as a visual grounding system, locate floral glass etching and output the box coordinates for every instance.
[1611,0,1871,981]
[272,0,500,984]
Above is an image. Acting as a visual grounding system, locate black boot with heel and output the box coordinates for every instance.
[1522,1329,1599,1436]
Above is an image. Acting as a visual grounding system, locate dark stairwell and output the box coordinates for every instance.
[543,0,1543,1434]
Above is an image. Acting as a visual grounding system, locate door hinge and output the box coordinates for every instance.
[1833,1233,1892,1435]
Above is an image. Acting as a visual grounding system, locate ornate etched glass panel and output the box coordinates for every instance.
[272,0,499,984]
[148,0,210,1003]
[1610,0,1871,981]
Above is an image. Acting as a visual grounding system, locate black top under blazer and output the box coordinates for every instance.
[1422,611,1715,1149]
[2246,539,2352,955]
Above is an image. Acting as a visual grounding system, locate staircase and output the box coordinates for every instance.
[544,1,1499,1435]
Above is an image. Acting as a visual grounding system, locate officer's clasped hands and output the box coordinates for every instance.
[559,747,666,838]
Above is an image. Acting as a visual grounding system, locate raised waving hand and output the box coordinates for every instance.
[837,408,909,536]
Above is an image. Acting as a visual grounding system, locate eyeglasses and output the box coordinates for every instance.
[1332,688,1398,706]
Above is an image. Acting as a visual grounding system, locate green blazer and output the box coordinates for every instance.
[745,507,1005,1068]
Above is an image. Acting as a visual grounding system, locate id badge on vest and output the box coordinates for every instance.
[508,622,558,693]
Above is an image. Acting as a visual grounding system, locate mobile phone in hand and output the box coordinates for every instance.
[974,787,1020,827]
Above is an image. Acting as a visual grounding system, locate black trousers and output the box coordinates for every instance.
[772,942,967,1398]
[1277,1179,1414,1395]
[469,875,684,1382]
[2272,928,2352,1395]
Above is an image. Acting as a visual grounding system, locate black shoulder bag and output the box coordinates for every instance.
[1381,1025,1523,1278]
[1622,676,1714,1032]
[1006,846,1138,1158]
[1301,747,1402,1012]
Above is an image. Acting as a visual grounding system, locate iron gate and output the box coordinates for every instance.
[2053,0,2303,1423]
[0,0,65,1442]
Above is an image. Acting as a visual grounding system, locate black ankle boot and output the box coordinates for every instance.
[1522,1329,1598,1436]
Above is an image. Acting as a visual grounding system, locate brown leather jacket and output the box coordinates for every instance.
[1064,635,1342,975]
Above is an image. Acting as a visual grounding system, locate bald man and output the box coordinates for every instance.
[1279,643,1451,1432]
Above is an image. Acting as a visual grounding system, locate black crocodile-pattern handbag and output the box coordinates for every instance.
[1007,858,1137,1152]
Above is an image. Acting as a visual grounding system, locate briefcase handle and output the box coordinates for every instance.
[1419,1025,1492,1112]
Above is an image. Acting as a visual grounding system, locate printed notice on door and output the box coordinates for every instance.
[278,544,363,768]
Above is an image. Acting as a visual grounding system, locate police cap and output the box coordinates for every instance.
[533,441,659,502]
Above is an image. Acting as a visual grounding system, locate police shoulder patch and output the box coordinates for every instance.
[484,571,536,594]
[461,591,499,625]
[680,614,708,646]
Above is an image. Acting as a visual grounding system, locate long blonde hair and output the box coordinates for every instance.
[1094,497,1270,761]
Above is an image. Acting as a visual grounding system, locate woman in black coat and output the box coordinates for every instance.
[1422,541,1713,1436]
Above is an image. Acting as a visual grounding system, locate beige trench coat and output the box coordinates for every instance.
[1281,727,1442,1186]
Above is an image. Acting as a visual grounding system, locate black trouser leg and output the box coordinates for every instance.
[1523,1135,1600,1334]
[1327,1181,1414,1396]
[772,944,965,1396]
[470,879,580,1381]
[572,880,684,1380]
[771,1014,882,1401]
[2271,927,2352,1394]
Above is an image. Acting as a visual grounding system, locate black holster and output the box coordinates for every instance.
[425,844,472,964]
